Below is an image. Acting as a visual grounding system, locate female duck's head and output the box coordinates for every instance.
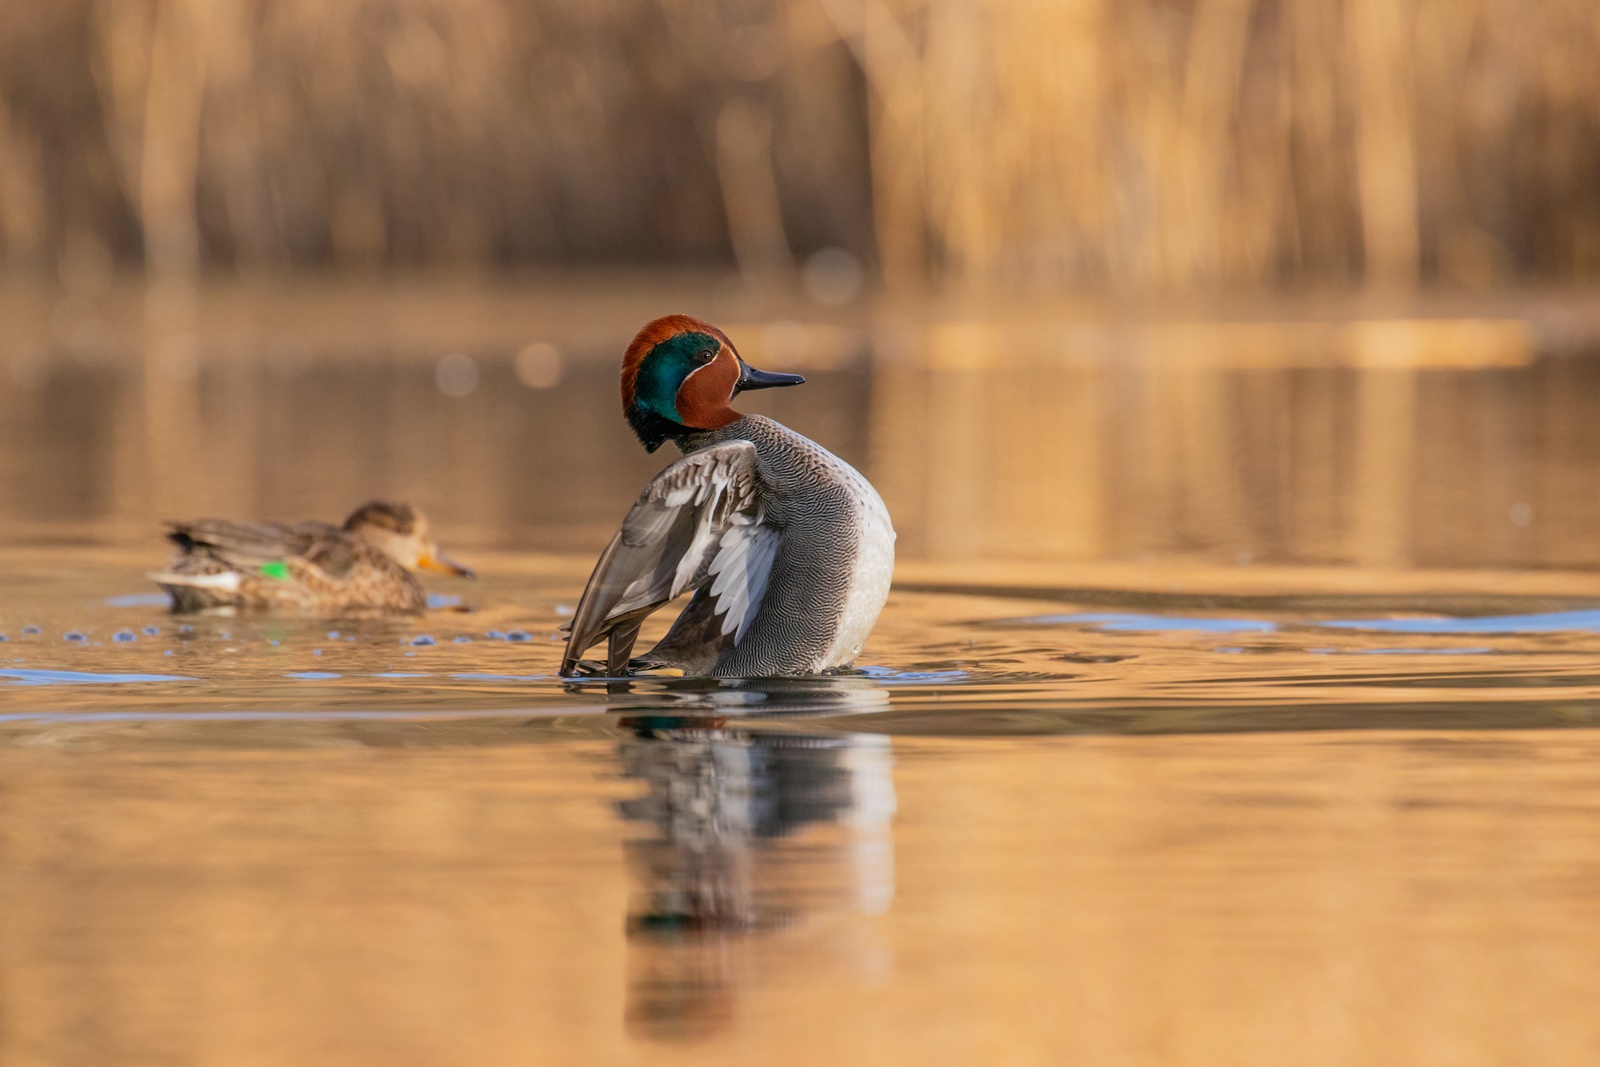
[343,501,474,578]
[621,315,805,451]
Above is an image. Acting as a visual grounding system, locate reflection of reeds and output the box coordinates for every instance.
[1,0,1597,289]
[866,318,1550,567]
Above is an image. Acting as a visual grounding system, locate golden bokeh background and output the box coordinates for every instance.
[2,0,1598,289]
[3,0,1600,569]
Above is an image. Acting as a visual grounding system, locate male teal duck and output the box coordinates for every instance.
[560,315,895,677]
[149,500,474,615]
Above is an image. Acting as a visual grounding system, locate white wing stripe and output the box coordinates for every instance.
[738,531,780,641]
[709,524,779,642]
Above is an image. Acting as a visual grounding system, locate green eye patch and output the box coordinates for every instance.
[259,561,290,580]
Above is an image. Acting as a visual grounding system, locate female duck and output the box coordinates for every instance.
[150,500,473,615]
[560,315,895,677]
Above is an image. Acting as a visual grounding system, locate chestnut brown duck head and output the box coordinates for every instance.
[620,314,805,452]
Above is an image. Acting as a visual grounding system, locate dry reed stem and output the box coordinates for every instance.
[0,0,1594,291]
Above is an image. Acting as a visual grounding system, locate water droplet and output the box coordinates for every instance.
[142,626,160,636]
[486,630,507,640]
[553,604,575,617]
[328,630,341,639]
[411,635,437,646]
[164,650,173,656]
[312,649,323,656]
[404,651,417,658]
[435,352,479,397]
[113,630,136,643]
[453,635,472,644]
[801,247,864,306]
[178,625,194,635]
[64,631,86,643]
[515,342,564,389]
[21,625,40,635]
[507,630,531,642]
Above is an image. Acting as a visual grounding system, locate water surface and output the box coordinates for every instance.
[5,294,1600,1063]
[2,546,1600,1064]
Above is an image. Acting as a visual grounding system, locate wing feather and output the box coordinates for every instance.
[166,519,317,569]
[560,442,775,676]
[708,521,780,641]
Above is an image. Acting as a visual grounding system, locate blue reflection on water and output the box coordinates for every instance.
[1319,609,1600,634]
[1356,647,1497,654]
[1015,613,1277,634]
[0,668,195,686]
[1002,607,1600,638]
[857,665,972,683]
[105,593,171,607]
[449,672,556,682]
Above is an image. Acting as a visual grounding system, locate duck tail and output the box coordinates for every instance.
[146,570,244,592]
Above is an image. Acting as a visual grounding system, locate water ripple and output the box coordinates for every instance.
[1319,609,1600,634]
[0,668,196,687]
[998,612,1277,633]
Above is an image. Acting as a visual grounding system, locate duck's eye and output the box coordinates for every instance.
[698,348,717,363]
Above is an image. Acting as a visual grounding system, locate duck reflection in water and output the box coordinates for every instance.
[612,682,895,1041]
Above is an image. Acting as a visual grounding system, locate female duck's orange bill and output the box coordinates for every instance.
[416,551,475,578]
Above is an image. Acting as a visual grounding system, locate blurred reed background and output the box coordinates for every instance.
[3,0,1599,290]
[2,0,1600,569]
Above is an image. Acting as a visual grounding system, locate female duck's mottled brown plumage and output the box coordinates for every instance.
[150,501,473,615]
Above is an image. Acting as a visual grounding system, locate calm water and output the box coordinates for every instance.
[3,549,1600,1064]
[4,288,1600,1063]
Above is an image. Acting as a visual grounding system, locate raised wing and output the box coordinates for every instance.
[559,441,779,676]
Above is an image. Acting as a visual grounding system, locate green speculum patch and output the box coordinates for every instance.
[259,561,290,580]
